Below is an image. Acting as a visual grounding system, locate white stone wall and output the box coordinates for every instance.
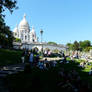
[13,42,66,51]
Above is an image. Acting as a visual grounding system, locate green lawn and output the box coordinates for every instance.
[6,58,92,92]
[0,48,23,66]
[67,58,92,86]
[1,50,92,92]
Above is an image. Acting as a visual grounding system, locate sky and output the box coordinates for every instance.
[4,0,92,44]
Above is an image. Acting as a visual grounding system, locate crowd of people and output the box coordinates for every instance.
[20,49,92,92]
[21,49,58,70]
[57,68,91,92]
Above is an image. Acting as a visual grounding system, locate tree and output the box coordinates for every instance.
[67,40,92,52]
[14,38,21,42]
[79,40,91,51]
[47,42,57,45]
[0,0,17,14]
[0,25,14,48]
[66,43,74,50]
[73,41,79,51]
[0,0,17,48]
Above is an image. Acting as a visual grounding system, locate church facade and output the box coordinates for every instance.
[13,14,67,51]
[13,14,38,43]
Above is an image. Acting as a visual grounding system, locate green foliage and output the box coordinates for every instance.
[53,49,59,53]
[67,40,92,52]
[0,49,23,65]
[73,41,79,50]
[0,0,17,48]
[0,25,14,48]
[6,59,92,91]
[79,40,91,51]
[14,38,21,42]
[83,47,91,52]
[47,41,57,45]
[67,41,79,51]
[0,0,17,14]
[66,43,74,50]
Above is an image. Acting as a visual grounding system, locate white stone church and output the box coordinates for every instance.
[13,14,38,43]
[13,14,66,51]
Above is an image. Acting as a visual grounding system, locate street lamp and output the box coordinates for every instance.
[40,29,43,56]
[40,29,43,43]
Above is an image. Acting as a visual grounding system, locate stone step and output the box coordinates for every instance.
[0,64,25,92]
[0,70,23,77]
[0,74,7,78]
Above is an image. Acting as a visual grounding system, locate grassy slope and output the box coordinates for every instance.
[0,49,23,66]
[6,58,92,92]
[75,59,92,86]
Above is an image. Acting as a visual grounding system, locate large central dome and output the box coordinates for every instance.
[13,14,38,43]
[19,14,29,29]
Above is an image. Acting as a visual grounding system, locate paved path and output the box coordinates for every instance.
[0,58,62,91]
[42,57,62,61]
[0,63,25,92]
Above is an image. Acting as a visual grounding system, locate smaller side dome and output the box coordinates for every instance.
[31,26,36,36]
[13,25,18,33]
[13,25,19,38]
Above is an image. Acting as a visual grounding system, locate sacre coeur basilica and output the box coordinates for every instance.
[13,14,66,51]
[13,14,38,43]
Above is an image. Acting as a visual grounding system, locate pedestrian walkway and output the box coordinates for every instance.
[0,63,25,77]
[0,63,25,92]
[42,57,62,61]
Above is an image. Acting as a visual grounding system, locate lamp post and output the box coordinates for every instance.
[40,29,43,56]
[40,29,43,43]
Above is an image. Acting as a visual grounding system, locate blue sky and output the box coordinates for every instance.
[4,0,92,44]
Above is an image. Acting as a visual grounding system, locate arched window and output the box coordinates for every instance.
[21,34,23,40]
[28,35,30,40]
[33,34,34,37]
[33,39,34,42]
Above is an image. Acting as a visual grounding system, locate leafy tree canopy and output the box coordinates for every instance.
[79,40,91,49]
[66,40,92,52]
[0,0,17,48]
[14,38,21,42]
[73,41,79,50]
[47,41,57,45]
[0,0,17,15]
[66,43,74,50]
